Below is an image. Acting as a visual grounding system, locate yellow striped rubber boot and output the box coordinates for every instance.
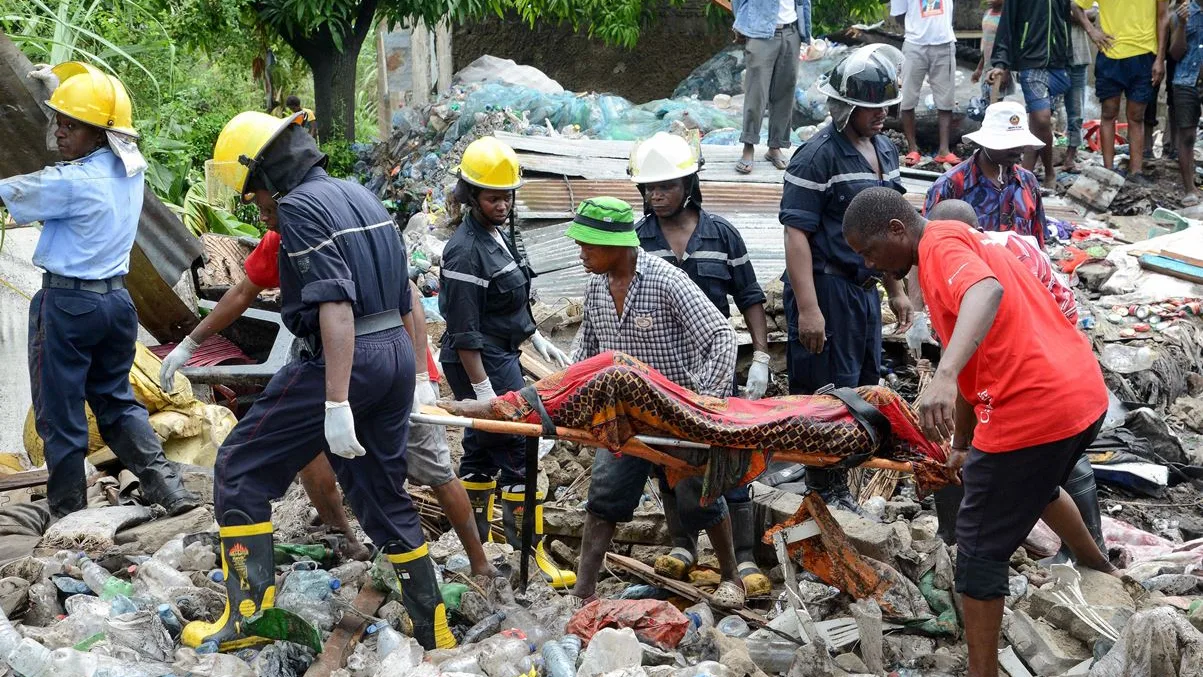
[385,542,456,650]
[501,485,577,589]
[654,492,696,581]
[462,476,497,543]
[730,499,771,597]
[182,514,275,648]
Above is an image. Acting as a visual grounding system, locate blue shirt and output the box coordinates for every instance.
[1174,2,1203,88]
[0,148,143,279]
[637,208,767,317]
[276,167,411,340]
[733,0,812,41]
[779,123,905,284]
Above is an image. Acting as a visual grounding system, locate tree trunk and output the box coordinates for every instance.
[306,43,363,143]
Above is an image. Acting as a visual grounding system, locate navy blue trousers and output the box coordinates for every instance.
[213,328,423,549]
[442,343,527,487]
[28,287,175,515]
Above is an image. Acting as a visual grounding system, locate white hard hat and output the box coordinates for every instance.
[628,132,700,184]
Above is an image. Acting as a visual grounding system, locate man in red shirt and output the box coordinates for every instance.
[842,187,1118,677]
[158,193,496,579]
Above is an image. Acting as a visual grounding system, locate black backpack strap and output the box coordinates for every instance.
[519,385,556,438]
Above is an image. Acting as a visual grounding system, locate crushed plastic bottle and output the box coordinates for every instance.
[108,595,138,616]
[744,635,799,674]
[559,634,581,666]
[283,568,338,600]
[151,537,185,568]
[133,559,192,600]
[541,638,574,677]
[373,623,404,658]
[476,636,534,677]
[76,556,134,601]
[5,637,156,677]
[0,606,23,658]
[1100,344,1157,374]
[178,541,217,572]
[156,604,182,639]
[716,615,750,638]
[682,602,715,631]
[462,611,507,644]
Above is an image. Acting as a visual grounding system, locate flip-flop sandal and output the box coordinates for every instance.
[904,151,922,167]
[735,159,753,174]
[933,152,961,164]
[1183,194,1200,207]
[764,153,787,170]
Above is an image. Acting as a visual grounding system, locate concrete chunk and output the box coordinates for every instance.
[831,509,912,567]
[1067,165,1124,211]
[1003,610,1090,676]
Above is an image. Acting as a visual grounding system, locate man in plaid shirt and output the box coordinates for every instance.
[564,197,747,607]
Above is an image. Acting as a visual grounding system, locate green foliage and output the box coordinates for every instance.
[321,139,358,178]
[166,182,262,237]
[811,0,885,36]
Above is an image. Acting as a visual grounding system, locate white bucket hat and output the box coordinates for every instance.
[963,101,1044,150]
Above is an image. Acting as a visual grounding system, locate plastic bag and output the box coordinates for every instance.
[105,610,174,662]
[566,599,690,649]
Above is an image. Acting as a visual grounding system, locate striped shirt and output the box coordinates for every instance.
[636,209,767,317]
[571,249,737,398]
[779,123,905,284]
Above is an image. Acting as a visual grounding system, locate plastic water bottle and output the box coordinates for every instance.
[745,635,800,674]
[716,615,751,638]
[151,537,185,568]
[477,636,533,677]
[156,604,182,639]
[108,595,137,616]
[541,638,575,677]
[560,634,582,666]
[682,602,715,631]
[0,607,23,659]
[375,624,403,658]
[461,611,507,644]
[133,559,192,599]
[76,556,134,601]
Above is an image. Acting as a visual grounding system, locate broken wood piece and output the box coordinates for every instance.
[0,469,48,493]
[303,584,386,677]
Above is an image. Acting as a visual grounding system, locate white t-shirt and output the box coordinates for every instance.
[890,0,956,45]
[778,0,797,24]
[489,227,514,259]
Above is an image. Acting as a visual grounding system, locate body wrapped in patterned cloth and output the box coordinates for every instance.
[473,352,956,501]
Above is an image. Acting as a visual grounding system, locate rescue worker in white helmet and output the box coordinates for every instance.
[779,45,915,514]
[628,132,774,598]
[0,62,198,518]
[439,136,577,589]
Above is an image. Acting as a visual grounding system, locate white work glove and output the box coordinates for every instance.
[28,64,59,91]
[324,401,366,459]
[906,312,934,356]
[744,350,772,400]
[472,378,496,403]
[414,371,438,408]
[159,336,199,394]
[531,331,571,369]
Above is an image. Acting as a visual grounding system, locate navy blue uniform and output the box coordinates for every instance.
[637,209,767,319]
[213,168,423,549]
[439,214,536,486]
[779,123,904,394]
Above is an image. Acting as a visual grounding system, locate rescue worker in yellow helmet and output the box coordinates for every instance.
[438,136,577,589]
[0,62,198,518]
[181,111,453,651]
[628,132,773,598]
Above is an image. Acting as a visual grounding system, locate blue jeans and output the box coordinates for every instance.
[1065,64,1088,148]
[1017,68,1070,113]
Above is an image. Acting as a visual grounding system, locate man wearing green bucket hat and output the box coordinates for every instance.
[565,197,747,607]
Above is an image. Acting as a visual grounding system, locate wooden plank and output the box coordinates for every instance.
[0,469,48,492]
[1159,236,1203,268]
[605,552,768,627]
[1139,254,1203,284]
[303,585,386,677]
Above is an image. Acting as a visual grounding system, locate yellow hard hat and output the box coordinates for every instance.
[456,137,524,190]
[211,111,305,193]
[45,61,138,137]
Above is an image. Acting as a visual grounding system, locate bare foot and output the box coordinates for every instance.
[436,397,492,418]
[342,538,372,562]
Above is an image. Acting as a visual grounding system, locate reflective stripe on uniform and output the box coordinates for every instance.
[286,220,395,258]
[443,269,491,287]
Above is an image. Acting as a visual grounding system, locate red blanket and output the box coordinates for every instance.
[489,352,955,499]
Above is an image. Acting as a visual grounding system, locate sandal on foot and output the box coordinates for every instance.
[1183,193,1200,207]
[764,152,787,170]
[933,152,961,164]
[904,151,922,166]
[735,158,753,174]
[711,580,746,609]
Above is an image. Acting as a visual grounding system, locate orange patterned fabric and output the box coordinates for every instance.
[490,352,955,499]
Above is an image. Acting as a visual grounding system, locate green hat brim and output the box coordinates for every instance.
[565,222,640,247]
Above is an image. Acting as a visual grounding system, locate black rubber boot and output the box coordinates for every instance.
[1052,455,1107,563]
[934,485,965,546]
[654,486,697,581]
[728,499,770,597]
[104,416,199,515]
[500,485,576,589]
[806,468,868,517]
[462,475,497,543]
[182,511,275,648]
[385,542,456,650]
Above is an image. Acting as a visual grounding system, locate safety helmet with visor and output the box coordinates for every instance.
[818,44,904,108]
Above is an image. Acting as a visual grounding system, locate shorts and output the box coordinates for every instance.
[1095,52,1156,104]
[405,420,456,487]
[954,414,1105,600]
[1172,84,1201,130]
[586,448,727,531]
[1017,68,1071,113]
[901,41,957,111]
